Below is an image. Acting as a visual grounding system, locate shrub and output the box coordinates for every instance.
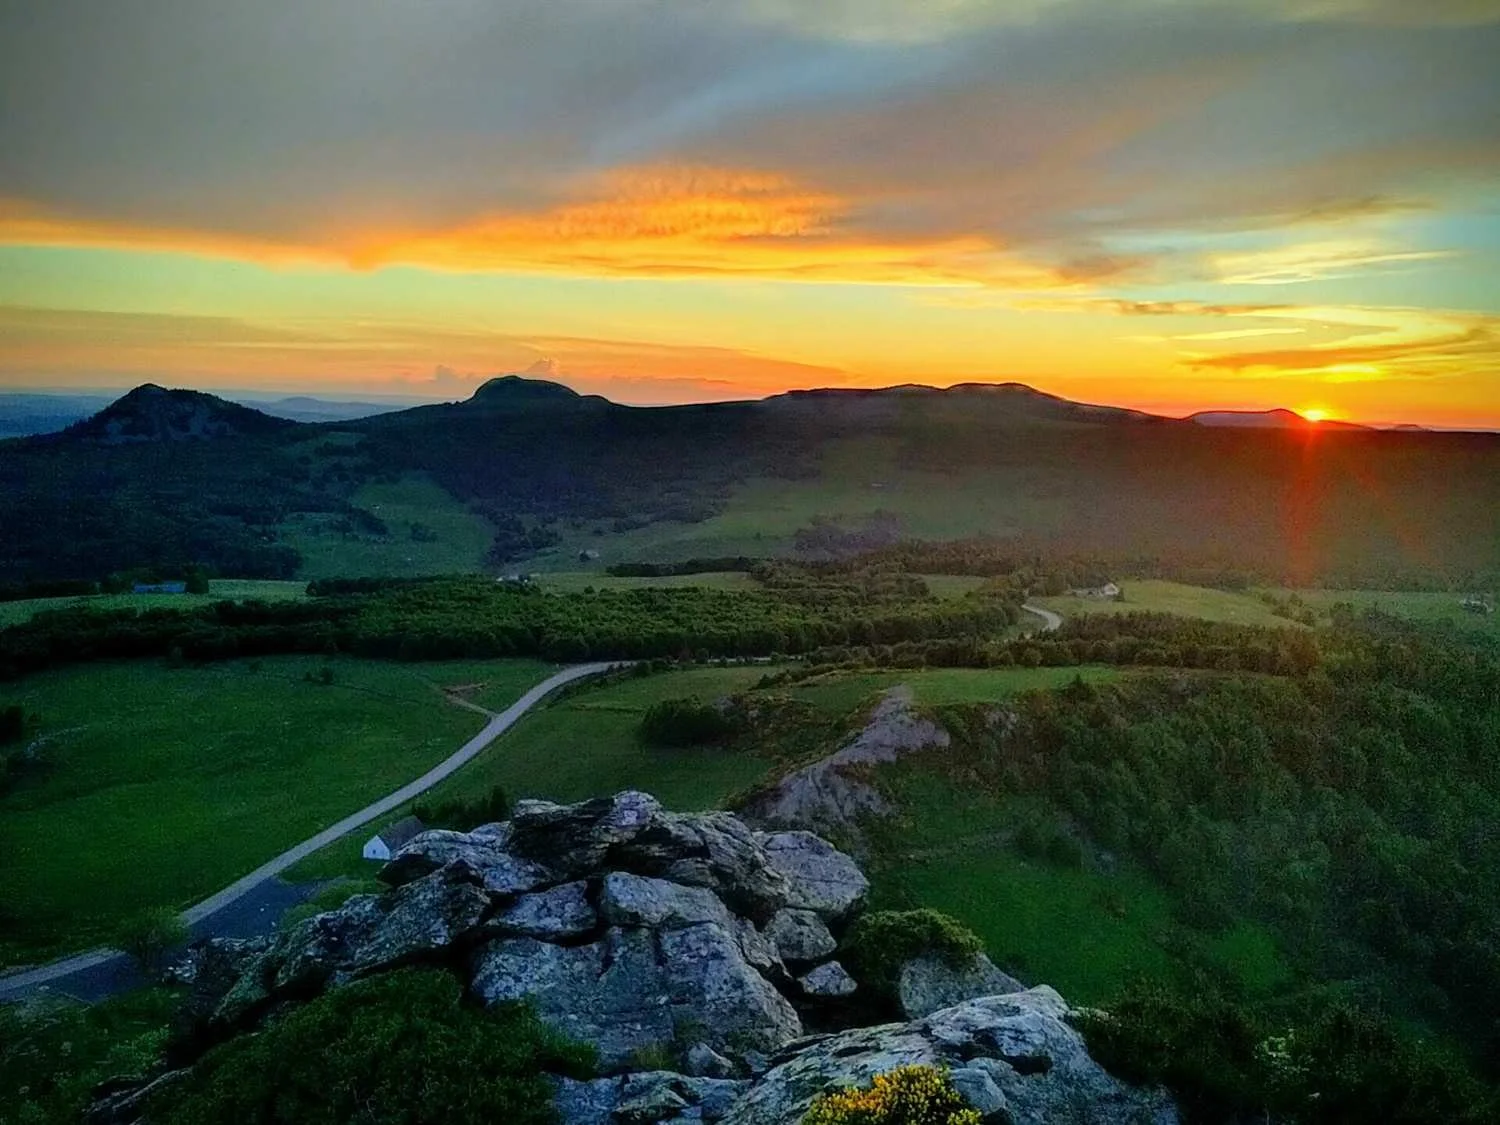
[840,910,982,998]
[414,785,512,831]
[639,696,736,748]
[1076,982,1498,1125]
[149,968,595,1125]
[0,988,179,1123]
[118,906,189,974]
[802,1065,981,1125]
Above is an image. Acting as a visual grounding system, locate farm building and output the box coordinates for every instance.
[132,581,187,595]
[362,815,426,862]
[1073,582,1122,599]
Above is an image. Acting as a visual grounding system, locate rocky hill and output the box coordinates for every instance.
[93,791,1175,1125]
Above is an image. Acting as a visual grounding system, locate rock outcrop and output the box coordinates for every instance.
[897,952,1027,1020]
[144,791,1174,1125]
[201,792,864,1074]
[744,686,949,831]
[722,989,1177,1125]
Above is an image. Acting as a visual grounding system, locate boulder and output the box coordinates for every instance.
[756,831,868,922]
[495,880,597,940]
[948,1065,1008,1119]
[600,872,732,930]
[552,1072,750,1125]
[508,791,662,876]
[685,1042,738,1079]
[719,988,1178,1125]
[379,828,552,895]
[660,922,804,1059]
[897,952,1026,1019]
[344,865,492,976]
[732,917,787,982]
[471,931,672,1071]
[763,908,836,965]
[213,867,492,1025]
[620,812,792,922]
[799,961,857,998]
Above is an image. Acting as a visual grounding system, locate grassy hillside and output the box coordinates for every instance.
[0,580,307,628]
[289,664,1114,881]
[1034,580,1303,629]
[279,474,496,579]
[1281,587,1500,638]
[5,380,1498,588]
[0,656,553,965]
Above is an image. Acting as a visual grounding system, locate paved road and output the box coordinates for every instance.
[0,662,618,1002]
[1021,604,1063,632]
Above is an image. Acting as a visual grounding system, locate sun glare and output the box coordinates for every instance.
[1300,407,1329,423]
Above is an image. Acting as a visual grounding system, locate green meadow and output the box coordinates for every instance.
[0,656,552,965]
[1280,587,1500,637]
[869,767,1293,1006]
[291,664,1121,881]
[1035,579,1302,629]
[281,474,496,579]
[0,580,307,628]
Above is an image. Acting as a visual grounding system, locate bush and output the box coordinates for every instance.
[118,906,189,974]
[840,910,983,998]
[639,696,736,748]
[1075,981,1498,1125]
[414,785,512,832]
[149,968,595,1125]
[803,1065,981,1125]
[0,988,179,1123]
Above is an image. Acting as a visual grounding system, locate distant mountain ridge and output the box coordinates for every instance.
[56,384,294,444]
[1187,408,1369,431]
[4,374,1497,589]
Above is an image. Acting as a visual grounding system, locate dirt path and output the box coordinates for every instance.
[0,661,619,1002]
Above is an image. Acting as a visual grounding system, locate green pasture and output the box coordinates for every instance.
[0,580,307,628]
[1279,587,1500,637]
[0,656,552,965]
[280,474,495,580]
[870,769,1292,1005]
[1035,580,1302,629]
[533,570,758,593]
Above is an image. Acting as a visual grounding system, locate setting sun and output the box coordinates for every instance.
[1300,408,1330,423]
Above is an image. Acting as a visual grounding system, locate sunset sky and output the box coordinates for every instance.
[1,1,1497,426]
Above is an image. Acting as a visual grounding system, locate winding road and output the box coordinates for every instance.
[1021,603,1063,633]
[0,662,619,1003]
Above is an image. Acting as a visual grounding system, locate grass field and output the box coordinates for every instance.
[919,574,988,598]
[1035,580,1302,629]
[871,769,1292,1005]
[1279,588,1500,637]
[280,474,495,580]
[289,664,785,881]
[0,656,553,965]
[522,436,1056,567]
[783,666,1119,714]
[0,580,308,628]
[291,663,1125,882]
[533,570,759,592]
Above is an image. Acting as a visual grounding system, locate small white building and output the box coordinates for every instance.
[362,815,425,862]
[1074,582,1122,600]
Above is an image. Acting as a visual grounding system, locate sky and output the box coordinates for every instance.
[1,1,1497,426]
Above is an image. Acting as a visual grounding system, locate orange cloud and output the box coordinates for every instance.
[0,166,1102,290]
[0,303,851,400]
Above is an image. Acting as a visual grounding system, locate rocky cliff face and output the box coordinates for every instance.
[111,792,1175,1125]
